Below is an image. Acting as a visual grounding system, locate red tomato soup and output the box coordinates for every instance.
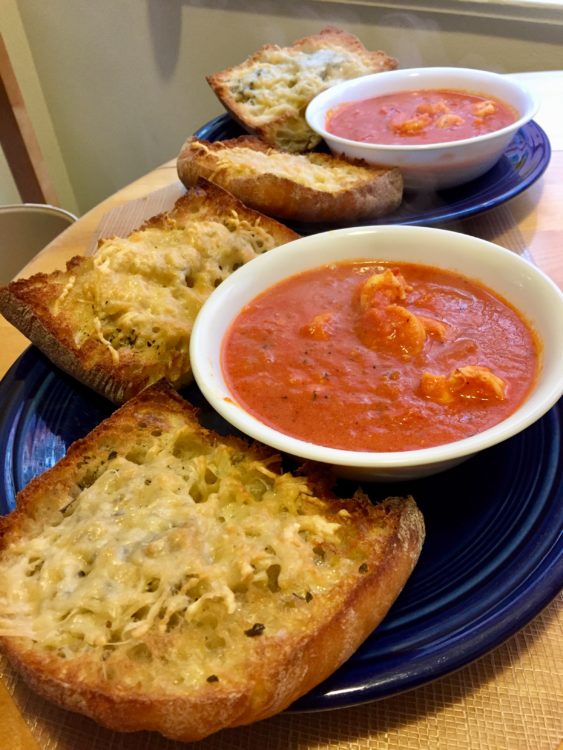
[222,261,540,452]
[326,89,518,145]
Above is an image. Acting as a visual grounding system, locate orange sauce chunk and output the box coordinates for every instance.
[222,261,540,452]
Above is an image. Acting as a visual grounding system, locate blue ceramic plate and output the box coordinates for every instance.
[194,115,551,231]
[1,348,561,710]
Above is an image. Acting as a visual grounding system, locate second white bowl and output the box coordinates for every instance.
[305,67,538,190]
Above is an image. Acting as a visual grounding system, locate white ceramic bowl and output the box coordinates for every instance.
[305,67,538,190]
[190,226,563,481]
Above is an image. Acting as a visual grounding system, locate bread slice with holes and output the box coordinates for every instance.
[207,26,397,152]
[177,136,403,223]
[0,381,424,743]
[0,181,299,404]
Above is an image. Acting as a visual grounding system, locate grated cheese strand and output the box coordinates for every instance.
[0,424,356,691]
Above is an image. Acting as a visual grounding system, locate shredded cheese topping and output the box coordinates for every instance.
[226,46,378,149]
[49,212,280,386]
[229,48,373,122]
[205,145,375,192]
[0,420,368,691]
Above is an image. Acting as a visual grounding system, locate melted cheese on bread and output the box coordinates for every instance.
[207,145,377,192]
[207,28,397,152]
[0,417,367,692]
[51,213,279,385]
[228,47,374,125]
[0,383,424,741]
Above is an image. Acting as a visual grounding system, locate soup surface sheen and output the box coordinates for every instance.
[326,89,518,145]
[222,261,539,452]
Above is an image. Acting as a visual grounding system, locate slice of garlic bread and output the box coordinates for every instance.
[0,181,299,403]
[0,382,424,743]
[177,136,403,223]
[207,26,397,152]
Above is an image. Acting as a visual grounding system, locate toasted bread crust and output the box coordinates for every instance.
[0,383,424,742]
[207,27,397,152]
[0,269,138,403]
[0,182,299,404]
[177,136,403,223]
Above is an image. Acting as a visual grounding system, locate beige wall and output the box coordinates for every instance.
[0,149,20,205]
[0,0,79,212]
[5,0,563,214]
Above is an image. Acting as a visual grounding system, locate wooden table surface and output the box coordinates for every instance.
[0,73,561,750]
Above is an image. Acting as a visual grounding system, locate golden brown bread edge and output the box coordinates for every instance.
[207,26,398,151]
[0,181,299,404]
[0,382,425,742]
[0,257,134,403]
[177,136,404,223]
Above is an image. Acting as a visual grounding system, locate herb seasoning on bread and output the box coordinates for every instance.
[0,181,299,404]
[0,382,424,742]
[207,26,397,152]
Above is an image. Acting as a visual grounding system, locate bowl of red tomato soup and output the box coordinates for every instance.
[305,67,538,190]
[190,226,563,481]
